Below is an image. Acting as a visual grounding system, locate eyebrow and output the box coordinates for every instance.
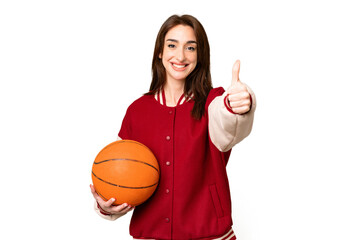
[166,39,197,44]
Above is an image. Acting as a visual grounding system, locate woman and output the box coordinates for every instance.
[90,14,256,240]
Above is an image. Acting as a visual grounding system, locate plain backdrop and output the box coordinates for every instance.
[1,0,359,239]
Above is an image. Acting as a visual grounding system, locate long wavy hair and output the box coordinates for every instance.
[145,14,212,120]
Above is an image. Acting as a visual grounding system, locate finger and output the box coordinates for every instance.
[104,198,116,208]
[227,91,250,102]
[121,205,134,213]
[232,105,251,114]
[90,184,103,202]
[112,203,131,213]
[125,206,135,213]
[227,84,248,95]
[90,184,95,193]
[231,60,241,85]
[229,99,251,109]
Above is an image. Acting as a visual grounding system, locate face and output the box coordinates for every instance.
[160,25,198,83]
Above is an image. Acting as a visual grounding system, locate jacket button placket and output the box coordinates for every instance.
[164,108,175,234]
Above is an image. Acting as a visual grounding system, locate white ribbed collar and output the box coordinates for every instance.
[154,88,194,107]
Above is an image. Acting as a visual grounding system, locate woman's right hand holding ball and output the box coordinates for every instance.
[90,184,135,216]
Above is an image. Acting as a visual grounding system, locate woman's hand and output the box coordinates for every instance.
[90,184,135,216]
[227,60,252,114]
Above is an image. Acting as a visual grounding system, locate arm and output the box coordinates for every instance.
[208,85,256,152]
[208,60,256,152]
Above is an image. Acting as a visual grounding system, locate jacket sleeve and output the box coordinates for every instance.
[208,84,256,152]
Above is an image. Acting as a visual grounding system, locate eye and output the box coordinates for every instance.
[168,44,176,48]
[187,46,196,51]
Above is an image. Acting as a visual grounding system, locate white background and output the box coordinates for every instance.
[1,0,359,239]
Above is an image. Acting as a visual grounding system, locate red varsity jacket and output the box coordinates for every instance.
[94,86,256,240]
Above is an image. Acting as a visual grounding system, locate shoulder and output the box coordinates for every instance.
[208,87,225,98]
[126,94,155,112]
[123,94,155,120]
[205,87,225,108]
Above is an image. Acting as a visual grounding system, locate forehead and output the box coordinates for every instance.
[165,25,196,42]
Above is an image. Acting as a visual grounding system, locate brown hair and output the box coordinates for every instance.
[145,14,212,120]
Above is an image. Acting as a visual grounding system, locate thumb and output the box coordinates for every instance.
[231,60,241,86]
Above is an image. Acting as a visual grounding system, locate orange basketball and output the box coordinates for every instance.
[92,140,159,206]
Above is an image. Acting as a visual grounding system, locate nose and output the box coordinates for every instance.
[175,47,185,62]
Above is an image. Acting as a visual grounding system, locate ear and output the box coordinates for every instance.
[159,53,162,59]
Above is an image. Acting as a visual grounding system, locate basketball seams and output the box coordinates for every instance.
[99,140,155,157]
[92,139,160,207]
[96,190,109,202]
[94,158,159,173]
[92,171,159,189]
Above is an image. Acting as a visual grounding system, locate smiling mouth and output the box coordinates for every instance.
[171,63,189,70]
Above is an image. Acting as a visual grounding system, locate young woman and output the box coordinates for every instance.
[90,14,256,240]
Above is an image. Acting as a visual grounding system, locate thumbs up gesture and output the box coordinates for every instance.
[226,60,252,114]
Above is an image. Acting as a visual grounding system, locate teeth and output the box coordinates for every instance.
[172,63,186,68]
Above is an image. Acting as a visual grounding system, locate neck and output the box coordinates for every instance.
[163,80,185,107]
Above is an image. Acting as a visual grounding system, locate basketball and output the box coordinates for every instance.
[91,140,159,206]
